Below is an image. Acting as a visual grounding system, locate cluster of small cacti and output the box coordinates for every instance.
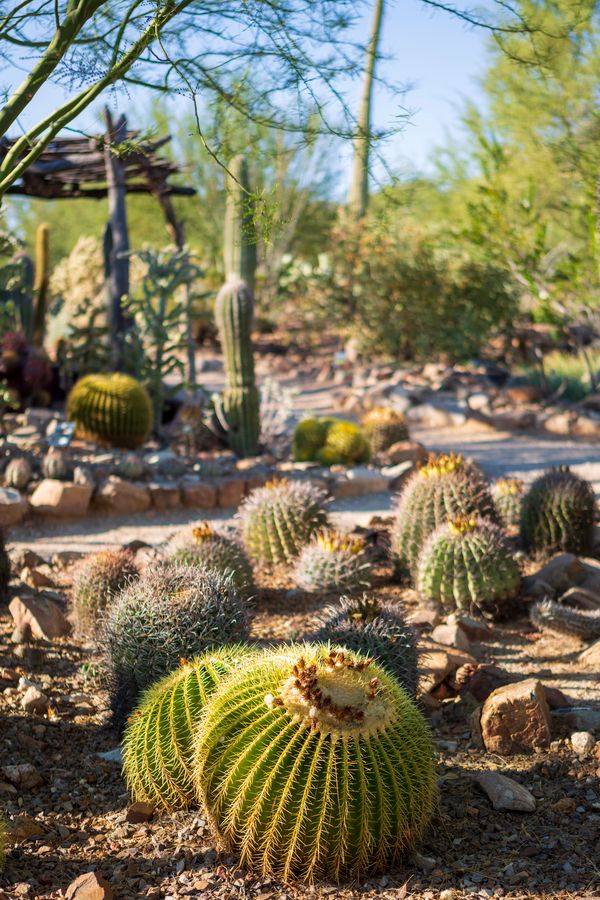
[416,516,521,618]
[492,477,525,529]
[311,593,419,696]
[392,452,497,580]
[520,467,596,557]
[361,406,409,454]
[41,448,70,480]
[530,599,600,640]
[294,530,372,593]
[118,453,145,480]
[67,372,152,449]
[102,561,250,729]
[0,530,10,604]
[123,647,250,810]
[239,478,328,565]
[169,523,253,589]
[293,417,370,466]
[4,457,32,490]
[71,548,139,637]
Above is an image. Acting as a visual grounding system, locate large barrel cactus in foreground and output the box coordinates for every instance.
[520,467,596,557]
[215,278,260,458]
[123,647,250,811]
[240,478,328,565]
[391,452,496,580]
[417,516,521,618]
[67,372,152,449]
[194,644,437,882]
[169,523,253,589]
[294,530,372,593]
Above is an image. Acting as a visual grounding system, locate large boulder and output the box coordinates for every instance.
[9,594,70,640]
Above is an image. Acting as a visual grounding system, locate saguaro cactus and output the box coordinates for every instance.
[215,278,260,457]
[223,155,256,295]
[32,222,49,347]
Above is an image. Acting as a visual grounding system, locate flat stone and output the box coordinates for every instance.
[0,487,28,526]
[487,409,537,431]
[571,414,600,439]
[126,801,155,823]
[94,477,150,514]
[522,553,585,596]
[418,639,476,694]
[543,411,574,436]
[379,460,415,491]
[65,872,113,900]
[408,607,442,628]
[385,440,428,466]
[406,402,468,428]
[9,595,70,640]
[29,480,92,517]
[148,481,181,511]
[479,679,551,754]
[476,771,536,812]
[216,476,246,508]
[180,478,217,509]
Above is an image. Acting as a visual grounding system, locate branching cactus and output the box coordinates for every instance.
[193,644,437,882]
[67,372,152,449]
[0,530,10,604]
[123,646,251,811]
[240,478,328,565]
[169,522,253,589]
[361,406,409,454]
[520,467,596,557]
[311,593,418,696]
[391,452,496,580]
[417,516,521,618]
[492,478,525,529]
[294,530,372,593]
[215,278,260,458]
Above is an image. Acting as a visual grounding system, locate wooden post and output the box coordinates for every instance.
[103,107,131,369]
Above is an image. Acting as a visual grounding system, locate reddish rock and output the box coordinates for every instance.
[126,801,155,823]
[455,663,514,702]
[65,872,113,900]
[479,679,551,755]
[387,440,428,466]
[2,763,42,789]
[29,480,92,517]
[418,639,476,694]
[180,479,217,509]
[9,595,70,640]
[148,481,181,511]
[216,476,246,508]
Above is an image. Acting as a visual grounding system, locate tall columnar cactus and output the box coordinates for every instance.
[416,516,521,618]
[169,522,253,589]
[361,406,409,454]
[215,279,260,458]
[71,548,139,637]
[312,594,418,697]
[102,562,251,729]
[239,478,328,565]
[4,457,32,490]
[32,223,49,347]
[294,530,372,593]
[520,467,596,557]
[194,644,437,882]
[391,452,497,580]
[0,530,10,604]
[123,647,250,811]
[492,478,525,529]
[223,155,257,295]
[67,372,152,449]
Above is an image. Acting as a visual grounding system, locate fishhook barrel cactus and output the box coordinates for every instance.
[169,522,253,589]
[194,644,437,882]
[492,478,525,529]
[520,467,596,557]
[361,406,409,454]
[294,530,372,593]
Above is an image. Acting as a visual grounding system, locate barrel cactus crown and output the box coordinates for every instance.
[294,530,372,593]
[4,457,32,490]
[391,452,496,580]
[123,646,251,811]
[194,644,437,882]
[240,478,328,565]
[169,522,253,589]
[67,372,152,449]
[0,530,10,604]
[520,467,596,557]
[312,594,418,697]
[417,516,521,618]
[492,478,525,529]
[102,562,251,729]
[361,406,409,454]
[71,548,139,637]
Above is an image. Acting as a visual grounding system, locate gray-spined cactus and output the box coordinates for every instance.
[71,548,139,637]
[294,530,372,593]
[169,522,253,589]
[312,593,419,697]
[530,599,600,640]
[492,477,525,529]
[102,561,251,729]
[520,467,596,557]
[240,478,328,565]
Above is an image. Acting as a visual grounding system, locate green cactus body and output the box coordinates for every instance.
[520,467,596,557]
[293,417,369,466]
[321,420,370,465]
[0,530,10,604]
[169,522,253,589]
[292,418,331,463]
[215,279,260,458]
[294,531,372,593]
[102,562,250,730]
[240,479,328,565]
[5,457,32,490]
[492,478,525,529]
[417,516,521,618]
[118,453,145,480]
[362,407,409,454]
[41,448,69,480]
[391,452,497,580]
[312,593,418,697]
[32,223,49,347]
[530,599,600,640]
[194,644,437,882]
[123,647,250,811]
[224,156,257,294]
[71,548,139,637]
[67,372,152,450]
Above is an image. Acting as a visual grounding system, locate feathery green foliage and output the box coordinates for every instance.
[102,562,251,729]
[312,594,418,697]
[67,372,152,449]
[520,467,596,557]
[194,644,437,882]
[240,478,328,565]
[417,516,521,618]
[123,646,250,811]
[492,478,525,529]
[4,457,31,490]
[169,522,253,589]
[361,406,409,454]
[0,530,10,604]
[391,452,497,580]
[71,549,139,637]
[294,531,372,593]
